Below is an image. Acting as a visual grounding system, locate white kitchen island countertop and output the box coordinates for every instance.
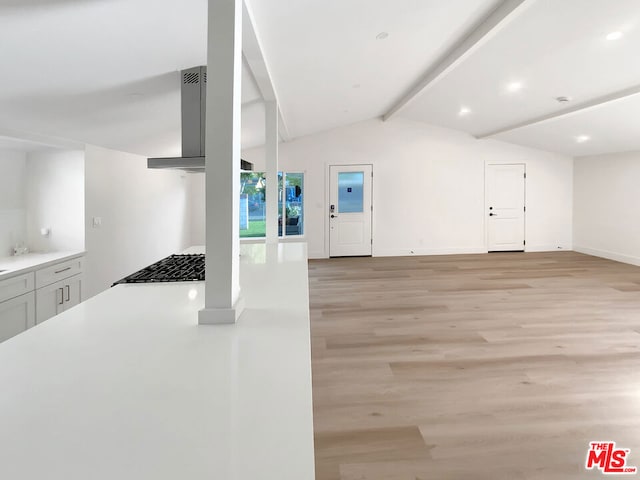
[0,242,315,480]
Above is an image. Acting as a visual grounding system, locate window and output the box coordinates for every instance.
[337,171,364,213]
[239,171,304,238]
[240,172,266,237]
[280,172,304,237]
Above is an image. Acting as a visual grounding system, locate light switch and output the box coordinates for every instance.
[92,217,102,228]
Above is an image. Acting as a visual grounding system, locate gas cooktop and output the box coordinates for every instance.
[113,254,205,285]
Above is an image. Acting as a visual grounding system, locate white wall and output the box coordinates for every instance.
[240,118,573,258]
[574,151,640,266]
[26,149,85,253]
[84,145,191,299]
[0,149,27,257]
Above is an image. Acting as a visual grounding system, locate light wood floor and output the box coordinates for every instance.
[308,251,640,480]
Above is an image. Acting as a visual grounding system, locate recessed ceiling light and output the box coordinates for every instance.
[606,31,623,41]
[459,107,471,116]
[576,135,591,143]
[506,81,523,92]
[555,96,571,103]
[376,32,389,40]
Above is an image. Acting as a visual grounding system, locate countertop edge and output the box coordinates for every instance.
[0,251,86,281]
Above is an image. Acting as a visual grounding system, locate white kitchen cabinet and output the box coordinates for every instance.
[0,291,35,343]
[0,253,84,341]
[0,272,34,303]
[35,279,65,324]
[64,274,82,310]
[35,257,84,289]
[36,274,82,324]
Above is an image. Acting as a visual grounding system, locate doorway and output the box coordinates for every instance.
[328,164,373,257]
[486,163,526,252]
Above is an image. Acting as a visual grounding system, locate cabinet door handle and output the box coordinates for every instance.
[55,266,71,274]
[65,285,70,302]
[58,288,64,305]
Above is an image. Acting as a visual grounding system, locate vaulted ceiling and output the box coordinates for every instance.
[0,0,639,158]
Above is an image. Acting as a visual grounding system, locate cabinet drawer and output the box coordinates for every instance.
[0,272,35,303]
[36,257,84,289]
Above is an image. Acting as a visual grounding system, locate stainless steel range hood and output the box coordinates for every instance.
[148,66,253,173]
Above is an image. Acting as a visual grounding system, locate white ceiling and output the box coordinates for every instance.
[494,93,640,157]
[0,0,263,156]
[399,0,640,156]
[1,0,640,158]
[247,0,501,139]
[0,0,202,156]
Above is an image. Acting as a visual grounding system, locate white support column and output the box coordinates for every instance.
[265,101,279,243]
[199,0,244,325]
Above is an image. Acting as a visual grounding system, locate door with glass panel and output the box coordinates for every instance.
[329,165,372,257]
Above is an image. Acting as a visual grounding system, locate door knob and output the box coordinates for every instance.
[330,214,338,218]
[489,213,497,216]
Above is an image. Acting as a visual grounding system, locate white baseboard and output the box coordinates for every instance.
[308,250,327,260]
[573,245,640,267]
[373,247,488,257]
[525,244,571,253]
[313,246,578,259]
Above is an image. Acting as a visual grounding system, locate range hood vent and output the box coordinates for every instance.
[148,66,253,173]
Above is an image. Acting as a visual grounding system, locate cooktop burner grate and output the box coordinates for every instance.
[113,254,205,285]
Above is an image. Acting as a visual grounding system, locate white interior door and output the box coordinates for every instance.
[329,165,372,257]
[486,164,526,252]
